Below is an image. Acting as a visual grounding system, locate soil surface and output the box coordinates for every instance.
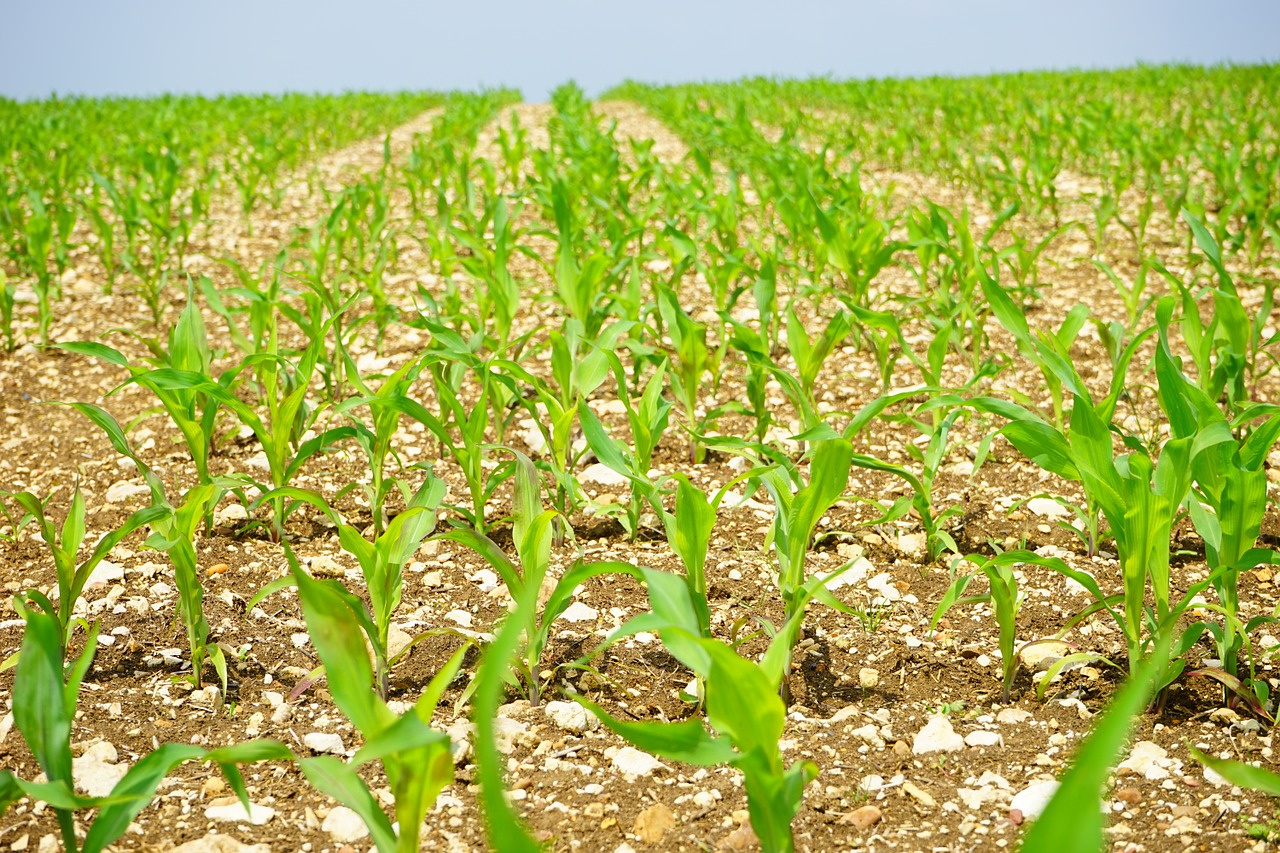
[1,101,1279,853]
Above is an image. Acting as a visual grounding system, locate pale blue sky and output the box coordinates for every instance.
[4,1,1277,102]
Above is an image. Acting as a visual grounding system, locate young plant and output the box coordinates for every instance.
[756,438,854,697]
[930,550,1070,701]
[10,486,164,662]
[657,286,716,462]
[251,475,446,698]
[438,452,632,706]
[0,594,289,853]
[287,548,463,853]
[580,568,831,853]
[579,355,674,540]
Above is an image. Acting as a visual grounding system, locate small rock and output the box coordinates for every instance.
[902,780,936,808]
[1009,781,1059,820]
[544,700,599,733]
[851,724,885,749]
[10,834,28,852]
[719,824,758,851]
[304,732,345,754]
[965,731,1004,748]
[867,572,902,602]
[912,715,965,754]
[245,451,271,472]
[612,747,665,777]
[73,742,128,797]
[858,667,879,689]
[204,800,275,825]
[841,804,881,829]
[322,806,369,843]
[105,481,151,503]
[1026,498,1068,519]
[1117,741,1176,781]
[170,834,272,853]
[1115,787,1142,805]
[895,533,925,557]
[1020,641,1072,671]
[581,463,628,488]
[445,609,473,628]
[85,560,124,588]
[214,503,248,526]
[996,708,1033,725]
[559,601,598,623]
[633,803,675,843]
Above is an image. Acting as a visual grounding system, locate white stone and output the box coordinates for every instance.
[85,560,124,588]
[1019,641,1072,671]
[580,463,628,488]
[850,724,885,749]
[1009,780,1059,820]
[558,601,598,623]
[611,746,665,776]
[214,503,248,526]
[1026,497,1068,519]
[895,533,925,557]
[964,730,1004,748]
[912,715,965,754]
[303,732,346,754]
[824,557,872,590]
[1117,740,1178,781]
[105,481,151,503]
[996,708,1033,725]
[957,784,1009,810]
[867,572,902,602]
[73,742,127,797]
[245,451,271,472]
[544,700,599,733]
[205,801,275,825]
[445,609,473,628]
[469,569,499,591]
[322,805,369,843]
[170,834,272,853]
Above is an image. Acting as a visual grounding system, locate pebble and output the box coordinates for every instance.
[1026,497,1068,518]
[581,463,628,488]
[902,780,936,808]
[858,667,879,689]
[322,806,369,842]
[170,834,272,853]
[214,503,248,526]
[544,700,599,733]
[559,601,598,623]
[205,800,276,825]
[105,480,151,503]
[996,708,1033,725]
[1009,781,1059,820]
[842,805,882,829]
[611,747,665,777]
[1117,741,1178,781]
[304,732,345,754]
[73,741,128,797]
[445,609,473,628]
[85,560,124,588]
[1115,787,1142,805]
[912,715,965,754]
[964,731,1004,748]
[633,803,675,843]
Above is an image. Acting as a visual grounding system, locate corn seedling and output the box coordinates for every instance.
[286,547,463,853]
[0,595,290,853]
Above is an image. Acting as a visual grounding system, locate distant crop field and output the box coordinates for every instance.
[1,65,1279,852]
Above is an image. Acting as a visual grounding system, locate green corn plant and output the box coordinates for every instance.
[449,194,527,347]
[1021,632,1171,853]
[251,476,446,698]
[578,354,673,540]
[931,551,1070,701]
[580,567,842,853]
[438,452,632,706]
[784,302,851,414]
[0,594,290,853]
[0,268,15,352]
[657,286,716,462]
[842,406,966,561]
[1155,303,1280,706]
[756,438,853,698]
[59,287,223,498]
[21,190,56,345]
[138,315,356,540]
[64,401,234,689]
[10,486,165,663]
[286,547,463,853]
[1091,257,1154,335]
[336,353,429,537]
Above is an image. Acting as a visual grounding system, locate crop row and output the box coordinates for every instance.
[1,67,1279,850]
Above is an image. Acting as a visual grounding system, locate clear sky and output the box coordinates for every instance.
[4,1,1277,103]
